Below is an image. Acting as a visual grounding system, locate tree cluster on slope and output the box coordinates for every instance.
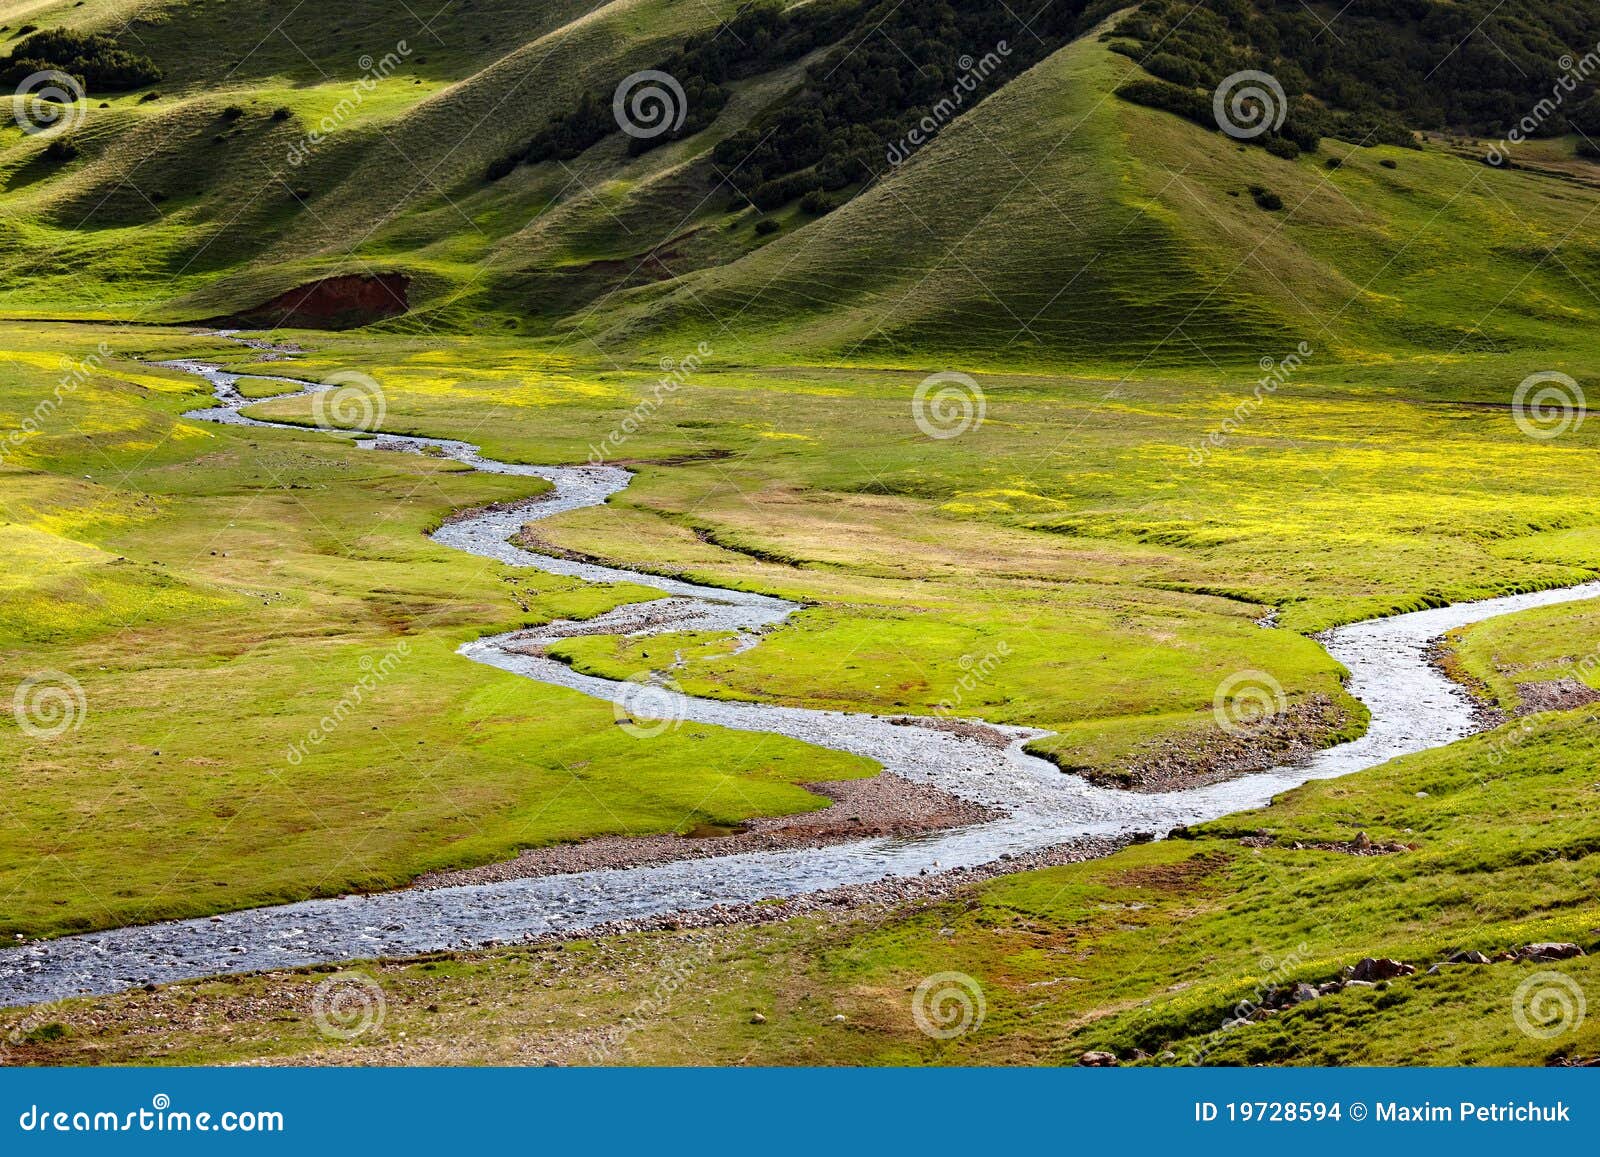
[0,28,162,92]
[1112,0,1600,154]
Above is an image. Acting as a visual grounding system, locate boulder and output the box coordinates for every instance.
[1078,1051,1118,1067]
[1448,950,1492,965]
[1517,943,1584,961]
[1349,957,1415,981]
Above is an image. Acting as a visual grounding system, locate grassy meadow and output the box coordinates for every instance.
[7,315,1600,947]
[10,659,1599,1065]
[3,0,1600,1067]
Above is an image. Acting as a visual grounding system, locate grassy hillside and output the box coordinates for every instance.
[3,0,1599,369]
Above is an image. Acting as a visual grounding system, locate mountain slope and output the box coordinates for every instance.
[2,0,1600,370]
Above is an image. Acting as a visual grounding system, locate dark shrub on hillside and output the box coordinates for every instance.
[270,106,291,121]
[754,217,781,235]
[43,137,78,162]
[712,0,1098,210]
[1114,78,1215,129]
[0,27,161,91]
[1144,51,1202,88]
[1114,74,1321,156]
[799,187,845,214]
[521,91,616,163]
[1248,184,1282,210]
[221,104,244,120]
[515,2,849,166]
[484,152,519,182]
[1263,134,1299,159]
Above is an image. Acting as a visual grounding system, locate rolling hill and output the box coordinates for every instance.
[1,0,1599,369]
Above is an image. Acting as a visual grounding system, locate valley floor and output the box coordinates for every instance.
[3,323,1600,1064]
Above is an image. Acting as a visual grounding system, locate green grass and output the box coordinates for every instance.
[11,690,1598,1066]
[0,323,876,939]
[1449,596,1600,709]
[9,313,1600,943]
[5,1,1600,1069]
[6,4,1599,372]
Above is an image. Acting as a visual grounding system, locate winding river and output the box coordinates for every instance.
[3,355,1596,1007]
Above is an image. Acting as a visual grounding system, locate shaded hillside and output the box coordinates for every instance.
[1,0,1599,367]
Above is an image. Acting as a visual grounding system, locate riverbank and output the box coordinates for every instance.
[7,688,1597,1067]
[413,774,999,888]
